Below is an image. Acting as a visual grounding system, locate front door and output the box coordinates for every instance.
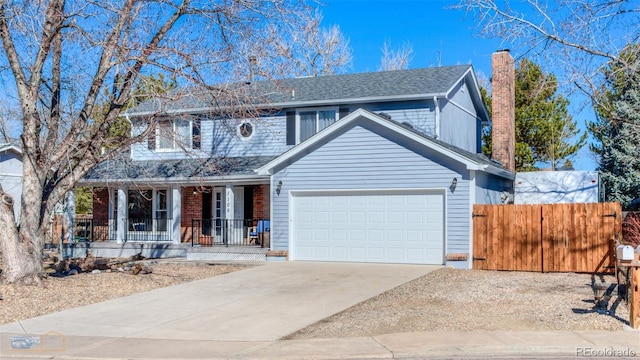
[212,186,244,244]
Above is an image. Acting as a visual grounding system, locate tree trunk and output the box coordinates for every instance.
[0,191,43,285]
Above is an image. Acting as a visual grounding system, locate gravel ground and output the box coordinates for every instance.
[285,267,631,339]
[0,262,248,325]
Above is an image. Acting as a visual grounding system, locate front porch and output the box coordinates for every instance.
[191,218,270,248]
[55,216,270,248]
[81,183,270,245]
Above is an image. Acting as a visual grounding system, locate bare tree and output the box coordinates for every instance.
[453,0,640,102]
[0,0,324,285]
[268,10,352,76]
[379,40,414,71]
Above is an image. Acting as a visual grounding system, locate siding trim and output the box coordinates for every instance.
[286,111,296,145]
[467,170,476,269]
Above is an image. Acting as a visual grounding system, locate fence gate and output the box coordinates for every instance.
[472,202,621,272]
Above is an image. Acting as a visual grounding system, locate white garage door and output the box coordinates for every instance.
[291,190,444,264]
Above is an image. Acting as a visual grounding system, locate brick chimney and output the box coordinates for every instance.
[491,50,515,173]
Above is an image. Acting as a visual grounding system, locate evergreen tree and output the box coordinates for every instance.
[482,58,586,171]
[589,44,640,208]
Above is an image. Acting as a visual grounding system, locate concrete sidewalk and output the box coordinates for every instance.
[1,330,639,359]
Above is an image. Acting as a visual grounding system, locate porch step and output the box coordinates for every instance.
[186,246,267,261]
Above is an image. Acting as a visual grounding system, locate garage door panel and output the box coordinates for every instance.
[386,248,403,261]
[331,247,348,259]
[331,229,347,241]
[315,229,330,241]
[349,247,366,260]
[292,191,444,265]
[313,247,330,258]
[387,229,404,241]
[367,230,384,242]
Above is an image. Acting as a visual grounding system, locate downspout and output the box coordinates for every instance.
[433,96,440,139]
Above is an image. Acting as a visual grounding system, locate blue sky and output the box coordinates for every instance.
[320,0,598,171]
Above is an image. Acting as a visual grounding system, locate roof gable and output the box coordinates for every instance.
[256,108,512,179]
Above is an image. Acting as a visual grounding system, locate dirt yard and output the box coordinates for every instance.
[0,261,248,325]
[285,267,630,339]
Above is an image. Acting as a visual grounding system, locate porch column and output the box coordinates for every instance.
[64,191,76,243]
[116,187,126,244]
[172,186,181,244]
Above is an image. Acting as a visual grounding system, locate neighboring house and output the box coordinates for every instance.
[514,171,601,204]
[0,143,22,222]
[80,50,517,269]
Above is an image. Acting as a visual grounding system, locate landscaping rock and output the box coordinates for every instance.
[91,269,101,274]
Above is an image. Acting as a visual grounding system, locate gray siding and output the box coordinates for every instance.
[131,114,289,161]
[475,171,512,204]
[347,100,436,136]
[130,100,437,161]
[439,80,479,153]
[271,120,472,263]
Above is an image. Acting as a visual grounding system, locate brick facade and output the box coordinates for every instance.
[92,188,110,241]
[491,50,516,173]
[181,186,202,243]
[252,184,270,220]
[92,188,110,222]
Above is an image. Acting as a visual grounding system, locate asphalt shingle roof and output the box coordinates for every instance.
[126,65,472,116]
[83,156,275,183]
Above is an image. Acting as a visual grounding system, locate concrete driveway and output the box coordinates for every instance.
[0,261,440,342]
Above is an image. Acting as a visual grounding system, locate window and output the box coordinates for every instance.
[156,118,190,150]
[297,108,337,142]
[127,189,170,232]
[148,117,201,151]
[155,190,168,232]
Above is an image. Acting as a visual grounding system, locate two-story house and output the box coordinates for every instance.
[81,50,516,269]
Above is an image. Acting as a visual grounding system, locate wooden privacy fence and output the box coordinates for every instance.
[473,202,621,273]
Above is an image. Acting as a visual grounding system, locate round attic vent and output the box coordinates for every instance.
[239,122,253,138]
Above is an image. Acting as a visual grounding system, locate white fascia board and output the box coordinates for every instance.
[78,174,270,187]
[480,164,515,180]
[256,108,484,175]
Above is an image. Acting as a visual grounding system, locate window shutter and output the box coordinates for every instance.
[286,111,296,145]
[339,107,349,119]
[147,122,156,150]
[192,118,201,150]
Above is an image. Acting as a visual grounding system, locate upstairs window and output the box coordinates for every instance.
[148,117,201,151]
[158,118,190,150]
[287,107,348,145]
[297,108,337,143]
